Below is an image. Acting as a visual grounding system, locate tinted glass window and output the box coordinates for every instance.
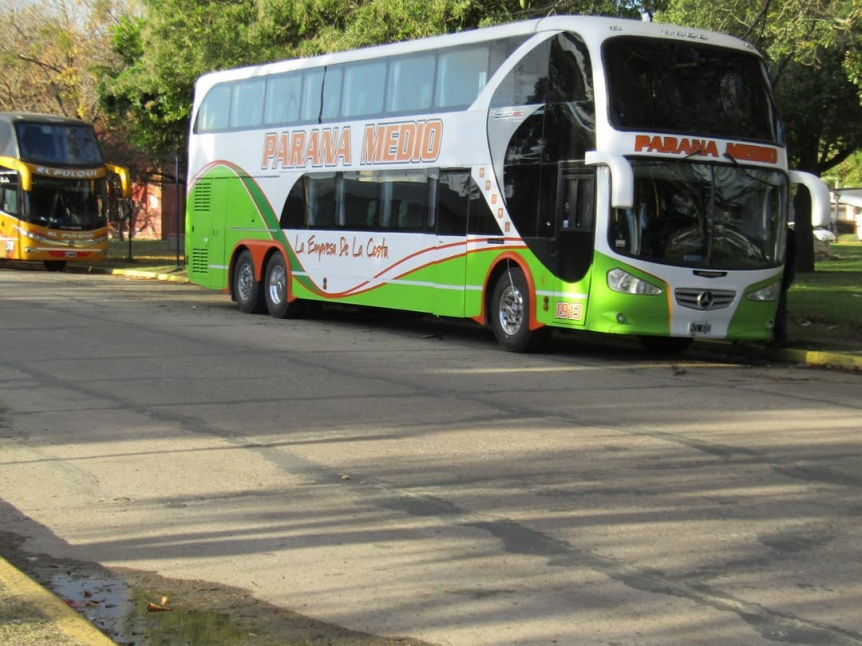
[491,41,549,108]
[197,85,231,132]
[437,170,470,235]
[387,55,435,113]
[436,47,490,108]
[231,80,265,128]
[343,61,387,118]
[342,172,379,228]
[265,74,302,125]
[16,122,102,164]
[604,37,779,143]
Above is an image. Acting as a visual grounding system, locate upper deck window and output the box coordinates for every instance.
[15,122,103,165]
[603,37,780,144]
[194,37,526,133]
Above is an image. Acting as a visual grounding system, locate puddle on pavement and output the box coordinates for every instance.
[49,571,258,645]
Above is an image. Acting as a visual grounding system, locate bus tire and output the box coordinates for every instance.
[233,250,265,314]
[639,335,693,354]
[43,261,67,272]
[264,252,301,319]
[491,267,545,352]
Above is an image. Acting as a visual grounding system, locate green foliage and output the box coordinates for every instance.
[99,0,667,160]
[660,0,862,176]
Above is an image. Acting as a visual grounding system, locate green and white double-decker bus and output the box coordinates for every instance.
[185,15,829,352]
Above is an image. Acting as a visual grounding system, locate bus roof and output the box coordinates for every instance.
[0,112,92,128]
[194,15,757,93]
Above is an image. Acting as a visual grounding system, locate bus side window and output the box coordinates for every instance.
[436,47,490,109]
[343,61,387,118]
[265,73,302,125]
[436,170,470,235]
[1,170,19,214]
[231,80,265,129]
[197,84,231,132]
[306,174,337,228]
[386,55,435,114]
[342,172,378,229]
[389,171,428,232]
[280,177,306,229]
[301,66,344,123]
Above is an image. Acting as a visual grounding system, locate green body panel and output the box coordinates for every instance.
[727,276,780,341]
[585,252,671,335]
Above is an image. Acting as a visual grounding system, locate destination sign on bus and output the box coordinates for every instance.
[633,135,778,164]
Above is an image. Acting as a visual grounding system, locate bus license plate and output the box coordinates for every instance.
[689,321,711,335]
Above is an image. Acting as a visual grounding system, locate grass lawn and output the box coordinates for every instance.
[789,238,862,342]
[100,238,185,273]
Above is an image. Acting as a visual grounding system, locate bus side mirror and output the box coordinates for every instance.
[585,151,634,209]
[106,164,132,198]
[0,155,32,191]
[789,170,830,228]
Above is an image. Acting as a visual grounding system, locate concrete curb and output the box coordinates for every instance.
[108,267,189,283]
[764,346,862,371]
[0,555,115,646]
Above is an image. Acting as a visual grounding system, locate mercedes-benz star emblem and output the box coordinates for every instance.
[697,291,714,309]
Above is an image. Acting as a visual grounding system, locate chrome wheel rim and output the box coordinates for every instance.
[267,264,286,305]
[497,284,524,336]
[237,263,255,302]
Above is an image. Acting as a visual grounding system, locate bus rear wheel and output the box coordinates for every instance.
[491,267,546,352]
[264,252,302,319]
[233,250,265,314]
[43,261,67,272]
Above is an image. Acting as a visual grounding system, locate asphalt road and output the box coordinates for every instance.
[1,270,861,646]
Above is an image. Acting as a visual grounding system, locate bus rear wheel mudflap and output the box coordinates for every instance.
[233,249,265,314]
[264,252,303,319]
[490,266,547,352]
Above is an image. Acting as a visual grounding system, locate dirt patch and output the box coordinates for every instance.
[1,534,431,646]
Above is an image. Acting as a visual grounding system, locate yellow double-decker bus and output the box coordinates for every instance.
[0,112,131,271]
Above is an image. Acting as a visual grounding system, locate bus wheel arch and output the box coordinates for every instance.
[487,259,547,352]
[231,247,265,314]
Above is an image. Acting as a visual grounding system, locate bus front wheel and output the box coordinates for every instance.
[264,252,301,319]
[491,267,546,352]
[233,250,265,314]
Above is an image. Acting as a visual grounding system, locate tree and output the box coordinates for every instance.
[0,0,124,119]
[660,0,862,271]
[99,0,667,162]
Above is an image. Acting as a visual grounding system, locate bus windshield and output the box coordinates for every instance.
[15,122,103,165]
[604,37,780,144]
[609,160,787,270]
[25,176,107,230]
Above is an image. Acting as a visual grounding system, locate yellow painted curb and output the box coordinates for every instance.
[110,268,188,283]
[773,347,862,370]
[0,555,115,646]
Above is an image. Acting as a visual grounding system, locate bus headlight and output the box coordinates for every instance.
[746,281,781,302]
[607,268,662,295]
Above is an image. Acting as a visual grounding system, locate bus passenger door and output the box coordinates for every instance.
[431,170,469,317]
[552,169,595,322]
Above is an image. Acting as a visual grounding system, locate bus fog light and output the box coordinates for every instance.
[607,268,662,295]
[747,281,780,302]
[616,313,626,323]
